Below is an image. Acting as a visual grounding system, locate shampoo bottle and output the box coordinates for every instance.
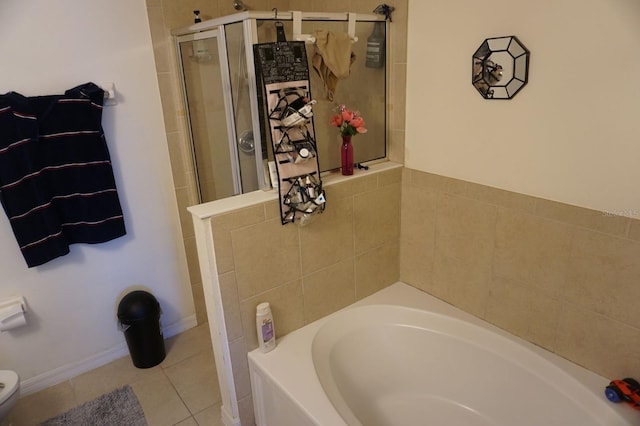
[256,303,276,353]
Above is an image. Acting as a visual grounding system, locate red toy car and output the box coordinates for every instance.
[605,378,640,409]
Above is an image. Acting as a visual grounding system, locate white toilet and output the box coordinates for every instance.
[0,370,19,424]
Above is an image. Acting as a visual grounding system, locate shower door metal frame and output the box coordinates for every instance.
[173,11,389,197]
[176,28,243,202]
[243,18,268,192]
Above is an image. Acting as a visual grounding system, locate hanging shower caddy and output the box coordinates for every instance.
[254,37,326,225]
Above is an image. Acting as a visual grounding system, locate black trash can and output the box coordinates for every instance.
[117,290,166,368]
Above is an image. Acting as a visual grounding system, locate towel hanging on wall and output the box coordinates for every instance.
[0,82,126,267]
[311,30,356,101]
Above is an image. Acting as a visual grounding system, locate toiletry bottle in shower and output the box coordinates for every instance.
[366,21,385,68]
[256,303,276,353]
[192,10,210,60]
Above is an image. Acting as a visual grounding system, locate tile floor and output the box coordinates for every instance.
[6,323,222,426]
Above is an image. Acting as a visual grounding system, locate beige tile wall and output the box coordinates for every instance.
[146,0,408,325]
[146,0,205,324]
[211,166,401,423]
[401,167,640,381]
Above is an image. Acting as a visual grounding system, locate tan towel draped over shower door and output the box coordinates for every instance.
[311,30,356,101]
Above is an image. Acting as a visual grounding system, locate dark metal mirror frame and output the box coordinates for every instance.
[472,36,530,100]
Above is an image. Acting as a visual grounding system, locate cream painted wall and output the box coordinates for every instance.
[406,0,640,217]
[0,0,193,393]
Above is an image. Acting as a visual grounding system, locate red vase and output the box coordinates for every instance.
[341,136,353,176]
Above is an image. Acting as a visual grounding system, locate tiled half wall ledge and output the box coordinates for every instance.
[189,161,403,425]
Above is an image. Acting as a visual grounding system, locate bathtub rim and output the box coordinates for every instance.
[248,282,636,426]
[312,304,629,425]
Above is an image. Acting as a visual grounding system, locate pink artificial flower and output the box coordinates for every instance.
[350,116,364,128]
[331,105,367,137]
[341,110,354,122]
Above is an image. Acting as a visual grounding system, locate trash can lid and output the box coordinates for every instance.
[117,290,160,322]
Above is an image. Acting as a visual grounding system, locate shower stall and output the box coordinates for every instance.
[173,10,388,204]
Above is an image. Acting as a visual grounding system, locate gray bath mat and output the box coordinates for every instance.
[39,385,147,426]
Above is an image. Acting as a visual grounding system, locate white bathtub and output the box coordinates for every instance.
[248,282,635,425]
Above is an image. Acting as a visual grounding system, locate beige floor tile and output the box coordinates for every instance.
[194,402,224,426]
[70,355,157,403]
[175,417,199,426]
[9,322,219,426]
[163,349,221,414]
[131,368,191,426]
[163,322,212,368]
[8,381,76,426]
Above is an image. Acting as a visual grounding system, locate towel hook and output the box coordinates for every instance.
[273,9,286,42]
[292,11,315,43]
[347,13,358,43]
[292,11,358,44]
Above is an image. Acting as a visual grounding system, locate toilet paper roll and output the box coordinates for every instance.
[0,303,26,332]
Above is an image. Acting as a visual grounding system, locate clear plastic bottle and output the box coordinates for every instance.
[256,302,276,353]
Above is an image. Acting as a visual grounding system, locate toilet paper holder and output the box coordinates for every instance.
[0,296,27,332]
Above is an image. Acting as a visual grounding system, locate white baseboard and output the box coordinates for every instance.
[20,314,197,397]
[163,314,198,340]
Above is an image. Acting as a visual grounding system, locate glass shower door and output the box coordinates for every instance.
[177,29,240,202]
[225,21,262,194]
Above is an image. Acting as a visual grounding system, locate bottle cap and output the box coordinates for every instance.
[256,302,271,315]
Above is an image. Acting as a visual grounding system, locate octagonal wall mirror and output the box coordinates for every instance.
[472,36,530,99]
